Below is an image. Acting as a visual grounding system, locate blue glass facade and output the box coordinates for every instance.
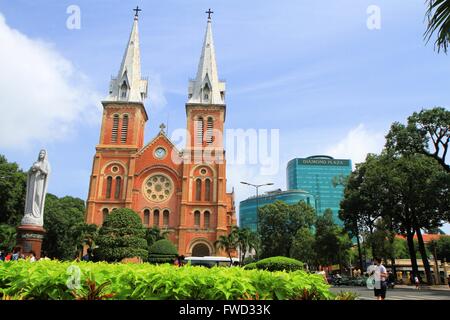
[239,189,315,232]
[286,155,352,225]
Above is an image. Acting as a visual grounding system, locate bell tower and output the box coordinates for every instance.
[86,8,148,225]
[178,11,235,256]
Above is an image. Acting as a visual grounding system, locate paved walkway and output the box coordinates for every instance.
[330,286,450,300]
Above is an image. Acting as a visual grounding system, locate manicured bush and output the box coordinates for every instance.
[0,260,333,300]
[248,256,304,272]
[148,239,178,264]
[243,262,257,270]
[94,208,148,262]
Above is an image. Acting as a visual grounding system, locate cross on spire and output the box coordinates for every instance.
[133,6,142,18]
[159,123,166,133]
[205,8,214,20]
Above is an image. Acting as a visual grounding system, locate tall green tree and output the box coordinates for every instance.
[258,200,316,258]
[385,107,450,173]
[314,209,352,271]
[94,208,148,262]
[42,194,95,260]
[425,0,450,53]
[215,231,238,265]
[0,155,27,226]
[290,227,316,269]
[0,224,16,252]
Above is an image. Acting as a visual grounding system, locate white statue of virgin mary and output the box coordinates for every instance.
[21,149,51,227]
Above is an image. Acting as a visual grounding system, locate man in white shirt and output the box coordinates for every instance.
[369,258,388,300]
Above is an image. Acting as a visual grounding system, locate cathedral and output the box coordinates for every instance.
[85,10,237,257]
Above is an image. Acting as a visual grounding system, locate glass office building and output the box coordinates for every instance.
[287,155,352,225]
[239,189,315,232]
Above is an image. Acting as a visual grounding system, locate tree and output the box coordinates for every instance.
[0,224,16,252]
[148,239,178,264]
[42,194,94,260]
[290,227,316,269]
[0,155,27,226]
[258,200,315,258]
[215,232,238,265]
[428,236,450,261]
[235,227,251,263]
[94,208,148,262]
[145,226,169,248]
[385,107,450,173]
[424,0,450,53]
[314,209,352,272]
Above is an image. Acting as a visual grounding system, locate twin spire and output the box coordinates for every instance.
[106,8,148,103]
[188,11,226,105]
[106,8,224,105]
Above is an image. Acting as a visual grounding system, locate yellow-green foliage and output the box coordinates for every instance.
[0,260,333,300]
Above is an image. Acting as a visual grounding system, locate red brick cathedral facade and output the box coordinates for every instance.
[85,13,237,257]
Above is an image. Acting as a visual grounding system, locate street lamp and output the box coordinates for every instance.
[240,181,274,232]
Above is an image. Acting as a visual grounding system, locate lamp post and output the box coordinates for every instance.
[240,181,274,232]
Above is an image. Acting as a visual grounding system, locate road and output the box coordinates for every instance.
[330,286,450,300]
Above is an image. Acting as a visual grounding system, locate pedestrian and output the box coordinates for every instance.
[0,250,4,261]
[369,258,388,300]
[29,251,36,262]
[11,247,21,261]
[414,275,420,290]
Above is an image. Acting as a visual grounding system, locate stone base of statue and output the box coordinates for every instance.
[16,225,46,259]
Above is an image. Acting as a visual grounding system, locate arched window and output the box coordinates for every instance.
[121,114,128,143]
[195,179,202,201]
[112,114,119,143]
[205,179,211,201]
[144,209,150,225]
[194,210,200,227]
[106,176,112,199]
[203,83,210,101]
[120,81,128,99]
[114,177,122,199]
[195,117,203,145]
[206,117,213,144]
[153,209,160,226]
[102,208,109,224]
[163,210,169,226]
[204,211,210,228]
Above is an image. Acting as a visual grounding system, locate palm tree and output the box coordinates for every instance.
[215,233,238,266]
[425,0,450,53]
[145,226,169,247]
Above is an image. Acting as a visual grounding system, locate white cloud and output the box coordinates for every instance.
[326,124,385,167]
[0,14,101,149]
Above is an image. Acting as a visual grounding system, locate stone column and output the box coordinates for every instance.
[16,225,46,259]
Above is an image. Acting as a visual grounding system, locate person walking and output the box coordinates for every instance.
[369,258,388,300]
[414,275,420,290]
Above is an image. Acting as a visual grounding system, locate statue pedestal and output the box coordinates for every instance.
[16,225,46,259]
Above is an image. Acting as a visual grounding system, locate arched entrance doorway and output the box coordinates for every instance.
[191,243,210,257]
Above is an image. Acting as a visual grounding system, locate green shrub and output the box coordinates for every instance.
[94,208,148,262]
[0,260,332,300]
[243,262,257,270]
[148,239,178,264]
[252,256,304,272]
[335,291,358,300]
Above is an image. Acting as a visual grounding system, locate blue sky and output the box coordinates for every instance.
[0,1,449,232]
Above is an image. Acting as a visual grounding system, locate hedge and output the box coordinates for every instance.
[0,260,333,300]
[244,257,304,272]
[148,239,178,264]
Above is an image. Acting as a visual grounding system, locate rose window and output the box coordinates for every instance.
[144,174,173,202]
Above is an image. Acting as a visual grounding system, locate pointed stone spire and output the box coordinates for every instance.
[188,12,226,105]
[106,10,148,103]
